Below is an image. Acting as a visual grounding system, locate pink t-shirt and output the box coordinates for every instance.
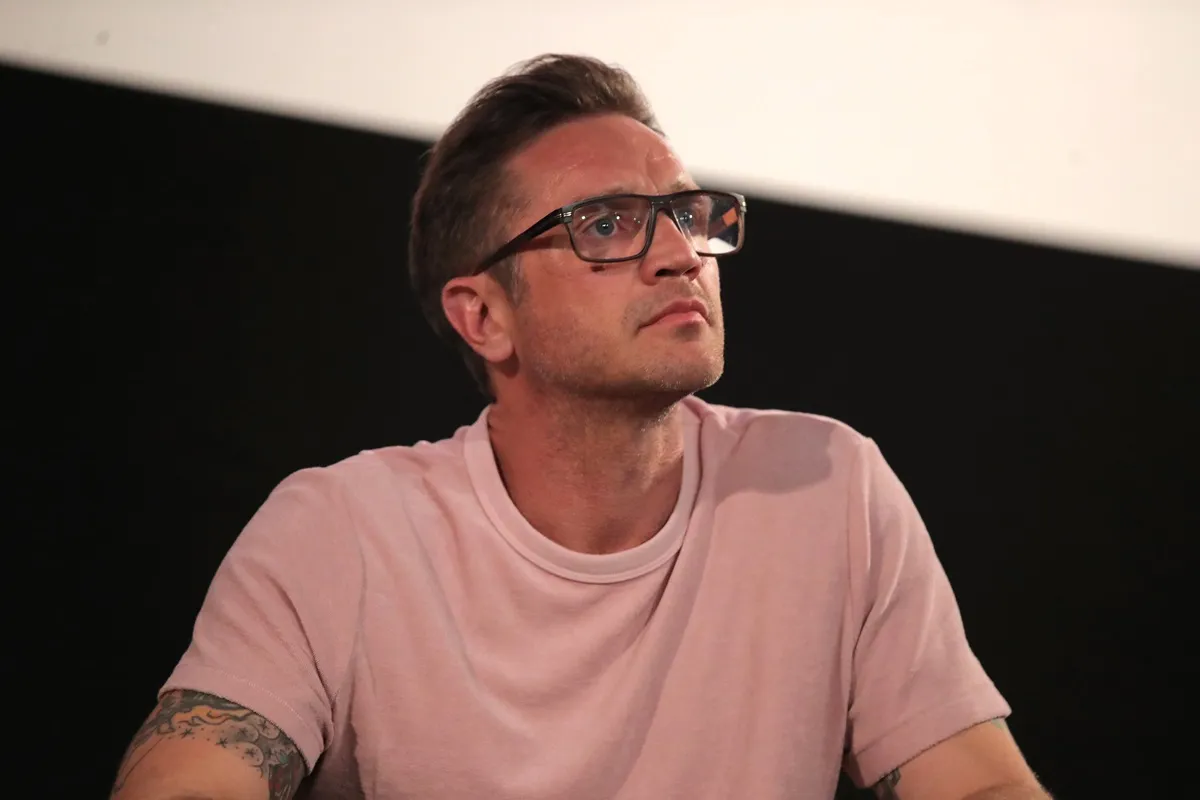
[163,397,1009,798]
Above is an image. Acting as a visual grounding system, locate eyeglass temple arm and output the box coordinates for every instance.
[473,209,568,274]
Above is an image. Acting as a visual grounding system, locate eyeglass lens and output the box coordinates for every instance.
[568,192,741,262]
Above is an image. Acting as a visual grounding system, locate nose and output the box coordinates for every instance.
[638,208,704,283]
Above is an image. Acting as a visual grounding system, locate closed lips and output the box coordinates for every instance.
[645,299,707,326]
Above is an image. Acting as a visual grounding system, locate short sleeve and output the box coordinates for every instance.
[160,467,364,772]
[842,437,1011,788]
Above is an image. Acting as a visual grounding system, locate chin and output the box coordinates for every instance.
[636,356,725,397]
[543,340,724,401]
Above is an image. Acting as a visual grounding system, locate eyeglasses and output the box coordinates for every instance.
[473,189,747,275]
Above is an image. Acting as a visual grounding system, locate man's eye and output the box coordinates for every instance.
[582,212,638,238]
[591,217,618,237]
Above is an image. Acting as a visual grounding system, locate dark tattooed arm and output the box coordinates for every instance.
[111,689,307,800]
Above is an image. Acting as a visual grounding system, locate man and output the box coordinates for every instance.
[112,54,1051,799]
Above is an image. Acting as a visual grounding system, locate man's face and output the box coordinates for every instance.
[499,113,726,403]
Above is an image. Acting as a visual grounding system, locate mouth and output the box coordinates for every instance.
[644,299,709,328]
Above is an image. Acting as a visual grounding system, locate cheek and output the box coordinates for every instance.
[703,261,722,293]
[515,268,636,352]
[517,298,593,351]
[523,295,629,360]
[701,265,723,316]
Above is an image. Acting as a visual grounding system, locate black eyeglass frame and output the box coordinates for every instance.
[472,189,747,275]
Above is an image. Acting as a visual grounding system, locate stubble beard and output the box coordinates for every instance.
[529,328,725,415]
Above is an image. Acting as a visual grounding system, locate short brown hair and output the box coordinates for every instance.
[407,53,663,399]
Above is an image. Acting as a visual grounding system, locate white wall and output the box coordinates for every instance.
[2,0,1197,267]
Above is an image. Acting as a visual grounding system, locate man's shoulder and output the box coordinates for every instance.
[685,395,868,453]
[684,396,872,496]
[267,422,477,510]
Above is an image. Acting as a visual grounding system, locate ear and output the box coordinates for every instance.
[441,275,516,365]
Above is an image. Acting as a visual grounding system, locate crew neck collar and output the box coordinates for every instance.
[463,402,702,584]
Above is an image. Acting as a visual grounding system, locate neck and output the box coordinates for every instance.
[486,391,688,555]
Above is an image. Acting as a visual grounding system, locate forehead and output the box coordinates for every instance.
[508,113,692,209]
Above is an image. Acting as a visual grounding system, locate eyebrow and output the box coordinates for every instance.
[565,177,699,206]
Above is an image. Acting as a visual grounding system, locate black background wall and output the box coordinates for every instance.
[7,63,1197,797]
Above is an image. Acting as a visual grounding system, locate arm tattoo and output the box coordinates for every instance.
[873,767,901,799]
[112,689,307,800]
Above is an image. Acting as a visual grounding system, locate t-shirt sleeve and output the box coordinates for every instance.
[159,467,363,772]
[842,436,1011,788]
